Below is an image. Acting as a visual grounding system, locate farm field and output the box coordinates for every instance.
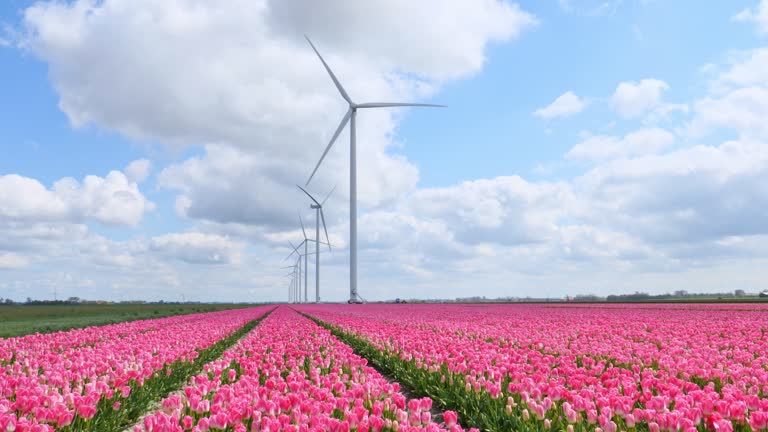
[298,303,768,432]
[0,306,273,431]
[0,303,258,338]
[3,303,768,431]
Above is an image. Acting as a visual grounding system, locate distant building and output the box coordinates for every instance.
[760,290,768,298]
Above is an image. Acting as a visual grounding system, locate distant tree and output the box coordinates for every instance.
[735,289,746,297]
[25,297,33,304]
[673,290,688,297]
[66,297,81,304]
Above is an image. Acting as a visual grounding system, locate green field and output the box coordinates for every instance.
[0,303,258,338]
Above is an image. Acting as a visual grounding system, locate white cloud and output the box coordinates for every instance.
[124,159,151,183]
[559,0,623,17]
[406,176,573,246]
[734,0,768,34]
[610,79,669,118]
[0,170,153,226]
[688,47,768,139]
[54,171,155,226]
[268,0,537,80]
[567,127,675,161]
[150,232,244,265]
[533,91,588,119]
[575,138,768,244]
[690,87,768,139]
[21,0,535,234]
[716,48,768,88]
[0,252,29,269]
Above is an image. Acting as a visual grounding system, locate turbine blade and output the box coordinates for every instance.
[306,108,351,186]
[320,208,331,251]
[299,213,307,239]
[305,35,353,105]
[321,185,337,206]
[284,248,297,261]
[296,184,321,206]
[289,240,301,256]
[356,102,446,108]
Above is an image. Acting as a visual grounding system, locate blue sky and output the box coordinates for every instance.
[2,0,768,302]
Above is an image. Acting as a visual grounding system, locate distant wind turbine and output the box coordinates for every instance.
[287,237,320,303]
[297,185,333,303]
[285,242,303,303]
[304,35,445,303]
[281,265,295,303]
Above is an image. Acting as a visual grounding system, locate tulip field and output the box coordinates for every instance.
[0,306,272,431]
[2,303,768,432]
[299,303,768,432]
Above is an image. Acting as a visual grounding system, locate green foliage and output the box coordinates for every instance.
[0,303,259,338]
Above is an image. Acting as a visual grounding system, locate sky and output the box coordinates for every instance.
[2,0,768,302]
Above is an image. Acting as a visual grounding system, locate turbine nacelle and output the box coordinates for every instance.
[304,36,445,187]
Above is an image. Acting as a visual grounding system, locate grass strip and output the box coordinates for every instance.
[60,307,275,432]
[0,303,261,338]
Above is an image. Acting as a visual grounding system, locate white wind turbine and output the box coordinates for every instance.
[281,265,296,303]
[285,242,303,303]
[304,36,445,303]
[287,236,321,303]
[297,185,333,303]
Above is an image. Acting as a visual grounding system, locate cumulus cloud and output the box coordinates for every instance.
[533,91,588,119]
[734,0,768,34]
[689,48,768,139]
[150,232,244,265]
[0,252,29,269]
[575,139,768,244]
[567,128,675,161]
[124,159,151,183]
[21,0,535,233]
[0,170,153,226]
[406,176,573,246]
[559,0,623,17]
[610,79,669,118]
[267,0,537,80]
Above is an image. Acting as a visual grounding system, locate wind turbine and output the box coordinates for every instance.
[281,265,296,303]
[304,36,445,303]
[297,185,333,303]
[285,242,303,303]
[287,238,321,303]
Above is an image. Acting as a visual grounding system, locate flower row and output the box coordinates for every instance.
[137,307,470,432]
[298,304,768,432]
[0,306,271,431]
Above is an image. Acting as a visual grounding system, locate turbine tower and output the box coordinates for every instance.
[298,185,333,303]
[304,35,445,303]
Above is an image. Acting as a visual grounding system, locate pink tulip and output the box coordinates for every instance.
[443,411,458,427]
